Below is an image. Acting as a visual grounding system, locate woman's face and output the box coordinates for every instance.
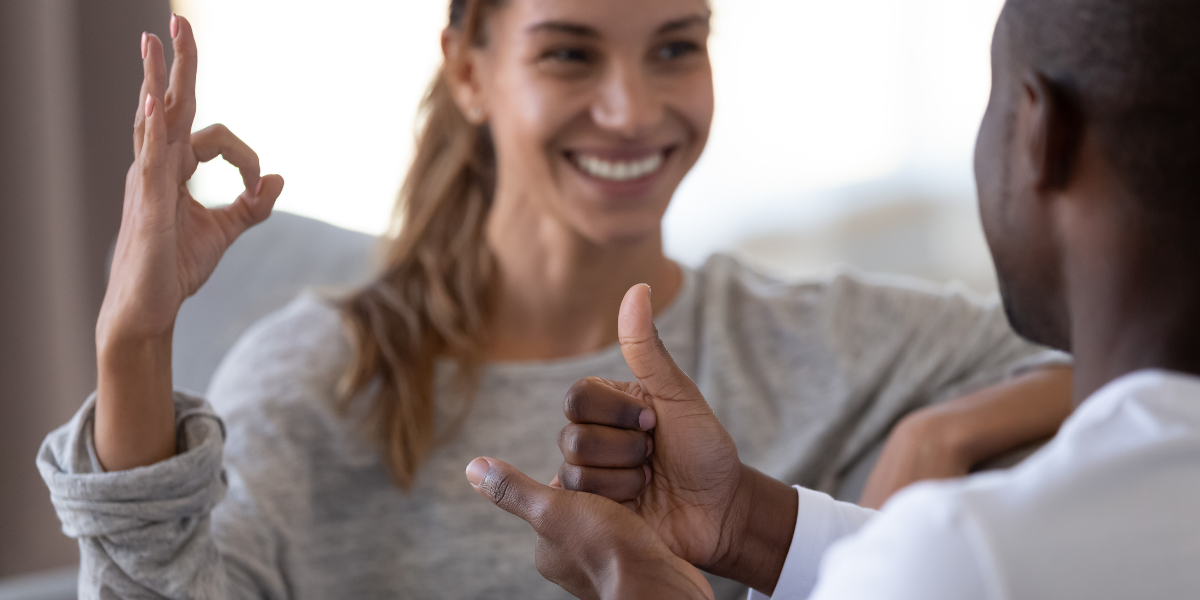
[472,0,714,245]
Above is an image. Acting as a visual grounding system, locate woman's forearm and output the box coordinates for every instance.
[94,329,177,471]
[860,366,1073,508]
[933,366,1074,466]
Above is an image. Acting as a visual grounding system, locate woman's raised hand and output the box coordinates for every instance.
[94,15,283,472]
[101,16,283,343]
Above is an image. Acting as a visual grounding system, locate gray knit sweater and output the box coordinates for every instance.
[38,255,1066,599]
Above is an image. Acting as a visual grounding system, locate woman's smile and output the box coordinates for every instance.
[563,146,677,197]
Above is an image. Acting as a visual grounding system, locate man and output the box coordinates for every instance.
[463,0,1200,597]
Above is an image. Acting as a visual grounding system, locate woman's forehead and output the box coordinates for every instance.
[500,0,711,38]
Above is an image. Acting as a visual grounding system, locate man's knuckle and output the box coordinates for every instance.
[559,465,582,491]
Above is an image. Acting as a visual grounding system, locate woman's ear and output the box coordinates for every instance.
[442,28,488,125]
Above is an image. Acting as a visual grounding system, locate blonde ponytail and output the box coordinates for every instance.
[340,0,500,488]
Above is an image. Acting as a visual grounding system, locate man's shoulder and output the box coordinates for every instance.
[812,480,996,600]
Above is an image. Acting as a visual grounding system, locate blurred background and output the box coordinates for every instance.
[0,0,1002,593]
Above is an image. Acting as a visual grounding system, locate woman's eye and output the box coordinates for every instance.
[657,41,699,61]
[542,48,590,63]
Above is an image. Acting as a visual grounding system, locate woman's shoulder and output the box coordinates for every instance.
[693,252,997,321]
[206,292,352,418]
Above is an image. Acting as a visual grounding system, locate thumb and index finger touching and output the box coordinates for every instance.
[134,15,284,240]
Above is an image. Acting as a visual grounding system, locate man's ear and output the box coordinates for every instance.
[441,28,487,124]
[1021,73,1082,190]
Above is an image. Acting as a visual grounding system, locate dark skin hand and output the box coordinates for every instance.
[470,284,798,598]
[466,455,714,600]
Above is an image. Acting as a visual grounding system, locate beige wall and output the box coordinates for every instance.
[0,0,171,578]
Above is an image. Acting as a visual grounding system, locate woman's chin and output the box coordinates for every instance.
[571,217,664,248]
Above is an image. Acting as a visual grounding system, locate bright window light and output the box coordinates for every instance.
[173,0,1004,268]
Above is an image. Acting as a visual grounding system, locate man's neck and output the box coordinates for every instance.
[1065,239,1200,403]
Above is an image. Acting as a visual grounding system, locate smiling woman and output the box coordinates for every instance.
[36,1,1071,599]
[175,0,1005,264]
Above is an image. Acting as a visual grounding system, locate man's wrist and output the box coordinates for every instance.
[705,464,798,596]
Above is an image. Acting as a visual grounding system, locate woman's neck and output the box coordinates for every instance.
[484,200,681,362]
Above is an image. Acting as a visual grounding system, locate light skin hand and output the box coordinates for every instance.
[553,285,798,595]
[465,457,714,600]
[859,366,1073,509]
[94,16,285,472]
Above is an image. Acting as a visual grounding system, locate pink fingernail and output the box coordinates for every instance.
[646,436,654,457]
[639,408,656,431]
[145,94,154,117]
[170,14,179,39]
[255,179,264,197]
[141,32,147,59]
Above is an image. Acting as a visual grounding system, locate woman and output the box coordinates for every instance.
[39,1,1070,598]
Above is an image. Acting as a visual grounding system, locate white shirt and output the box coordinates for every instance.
[752,369,1200,600]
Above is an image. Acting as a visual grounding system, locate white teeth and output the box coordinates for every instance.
[573,152,665,182]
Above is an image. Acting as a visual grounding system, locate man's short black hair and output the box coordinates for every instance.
[1004,0,1200,220]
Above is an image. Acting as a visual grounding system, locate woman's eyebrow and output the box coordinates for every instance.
[526,21,599,38]
[656,14,711,35]
[526,13,711,38]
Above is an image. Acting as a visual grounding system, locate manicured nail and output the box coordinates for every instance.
[141,32,148,59]
[145,94,154,117]
[170,14,179,39]
[255,178,264,197]
[465,458,490,486]
[639,408,656,431]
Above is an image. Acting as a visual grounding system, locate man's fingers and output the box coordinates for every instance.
[559,423,651,468]
[166,14,198,139]
[191,124,262,192]
[466,457,556,530]
[564,377,656,430]
[557,463,650,502]
[618,284,701,402]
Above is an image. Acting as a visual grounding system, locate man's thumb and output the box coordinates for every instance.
[466,457,553,529]
[618,284,700,402]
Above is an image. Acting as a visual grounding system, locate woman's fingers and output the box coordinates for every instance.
[211,174,284,242]
[166,14,198,140]
[134,33,169,158]
[138,93,170,207]
[191,123,262,191]
[133,33,149,157]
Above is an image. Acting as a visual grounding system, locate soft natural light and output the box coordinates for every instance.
[174,0,1004,267]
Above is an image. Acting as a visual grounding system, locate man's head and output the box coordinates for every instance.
[976,0,1200,353]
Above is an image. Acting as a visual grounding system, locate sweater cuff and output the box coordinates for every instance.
[36,391,227,538]
[1006,349,1073,379]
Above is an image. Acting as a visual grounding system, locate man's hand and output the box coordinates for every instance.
[556,284,798,595]
[465,457,714,600]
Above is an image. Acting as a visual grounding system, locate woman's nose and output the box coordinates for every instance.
[591,62,663,138]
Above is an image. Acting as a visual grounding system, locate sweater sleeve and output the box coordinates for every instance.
[815,272,1071,467]
[36,392,287,600]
